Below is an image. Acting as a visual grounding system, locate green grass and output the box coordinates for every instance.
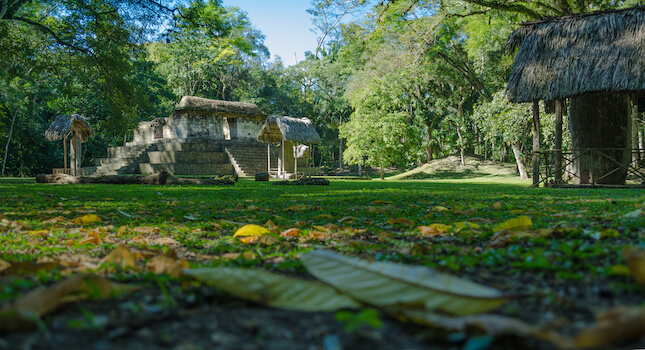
[0,176,644,302]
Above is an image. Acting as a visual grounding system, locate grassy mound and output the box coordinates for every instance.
[390,155,520,180]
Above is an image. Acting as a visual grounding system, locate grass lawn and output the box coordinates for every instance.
[0,174,644,349]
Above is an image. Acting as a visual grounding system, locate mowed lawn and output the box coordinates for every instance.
[1,175,644,349]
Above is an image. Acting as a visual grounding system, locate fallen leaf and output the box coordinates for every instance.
[43,216,68,224]
[416,224,451,236]
[233,224,270,237]
[624,208,643,218]
[264,220,280,234]
[0,259,10,273]
[0,261,58,276]
[259,234,280,246]
[601,228,620,238]
[280,228,300,238]
[622,246,645,285]
[184,267,360,311]
[132,226,161,234]
[284,204,307,211]
[72,214,102,225]
[398,310,574,349]
[309,231,332,240]
[0,275,139,331]
[454,222,480,231]
[300,250,508,315]
[151,237,179,245]
[338,216,356,223]
[147,255,188,277]
[101,243,138,270]
[238,236,259,244]
[493,216,532,231]
[488,229,536,248]
[78,230,102,245]
[386,218,415,226]
[575,306,645,349]
[372,200,393,205]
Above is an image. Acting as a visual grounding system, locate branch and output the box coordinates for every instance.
[11,16,94,57]
[459,0,545,20]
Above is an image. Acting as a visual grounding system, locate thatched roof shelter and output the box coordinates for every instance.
[506,6,645,102]
[176,96,263,116]
[257,116,321,144]
[45,114,94,142]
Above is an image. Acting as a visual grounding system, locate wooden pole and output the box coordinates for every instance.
[267,143,270,174]
[555,99,563,183]
[63,135,68,173]
[293,144,297,177]
[281,137,285,179]
[532,100,541,187]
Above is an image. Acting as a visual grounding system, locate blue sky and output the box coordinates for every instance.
[222,0,318,66]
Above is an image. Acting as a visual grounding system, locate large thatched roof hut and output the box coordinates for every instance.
[45,114,94,142]
[506,7,645,102]
[257,116,320,178]
[257,115,321,144]
[506,7,645,186]
[45,114,94,176]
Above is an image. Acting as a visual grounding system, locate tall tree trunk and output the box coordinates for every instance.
[511,141,528,179]
[570,93,630,185]
[1,110,18,177]
[338,138,343,170]
[456,124,465,166]
[379,164,384,180]
[424,120,433,162]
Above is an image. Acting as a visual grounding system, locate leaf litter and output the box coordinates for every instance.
[1,179,645,349]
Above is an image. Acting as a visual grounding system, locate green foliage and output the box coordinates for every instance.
[335,308,383,332]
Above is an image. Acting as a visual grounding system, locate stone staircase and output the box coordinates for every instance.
[85,139,275,177]
[139,140,233,176]
[225,141,278,177]
[91,144,154,176]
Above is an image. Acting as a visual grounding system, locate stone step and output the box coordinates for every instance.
[155,143,223,152]
[139,163,234,176]
[147,151,228,164]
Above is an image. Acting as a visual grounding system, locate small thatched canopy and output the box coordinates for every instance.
[176,96,263,116]
[257,116,321,144]
[45,114,94,142]
[506,7,645,102]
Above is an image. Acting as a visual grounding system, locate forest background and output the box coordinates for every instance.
[1,0,641,178]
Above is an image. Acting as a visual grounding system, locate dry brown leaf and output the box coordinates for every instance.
[221,252,242,260]
[0,259,10,273]
[151,237,179,246]
[0,275,139,331]
[146,255,188,277]
[101,243,138,270]
[78,230,102,245]
[488,229,536,248]
[0,261,58,276]
[238,236,259,244]
[372,200,393,205]
[264,219,281,234]
[386,217,415,226]
[280,228,301,238]
[132,226,161,234]
[285,204,307,211]
[259,234,280,246]
[43,216,68,224]
[575,306,645,349]
[315,214,334,219]
[622,246,645,285]
[368,207,386,214]
[323,223,339,231]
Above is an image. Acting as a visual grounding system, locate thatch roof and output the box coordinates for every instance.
[506,7,645,102]
[175,96,264,116]
[257,116,321,144]
[45,114,94,142]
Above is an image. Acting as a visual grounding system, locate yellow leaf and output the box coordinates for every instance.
[27,230,49,237]
[313,225,329,232]
[416,224,451,236]
[488,229,536,248]
[372,200,393,205]
[78,231,102,245]
[72,214,102,225]
[601,228,620,237]
[309,231,332,240]
[622,246,645,285]
[43,216,68,224]
[284,204,307,211]
[493,216,532,232]
[233,224,270,237]
[433,206,449,212]
[0,259,10,273]
[608,264,631,276]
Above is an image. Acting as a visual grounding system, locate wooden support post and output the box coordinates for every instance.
[63,135,68,173]
[532,100,541,187]
[281,138,285,179]
[632,95,640,168]
[555,99,563,183]
[293,143,297,177]
[267,143,270,174]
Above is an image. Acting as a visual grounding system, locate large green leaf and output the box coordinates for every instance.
[184,267,361,311]
[300,250,508,315]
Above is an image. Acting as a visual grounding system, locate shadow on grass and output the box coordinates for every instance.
[0,178,34,184]
[403,169,491,180]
